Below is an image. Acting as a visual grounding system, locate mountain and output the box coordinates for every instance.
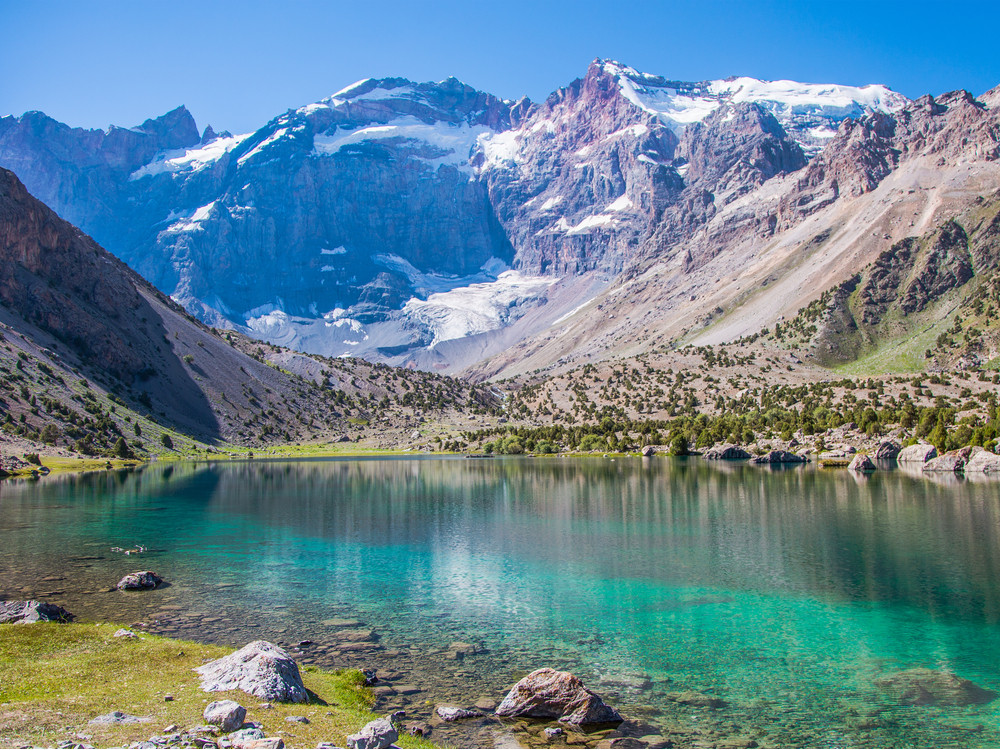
[0,167,498,457]
[0,59,923,376]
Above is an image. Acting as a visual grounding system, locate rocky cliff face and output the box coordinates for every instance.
[0,60,942,375]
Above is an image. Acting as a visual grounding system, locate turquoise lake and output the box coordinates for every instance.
[2,457,1000,747]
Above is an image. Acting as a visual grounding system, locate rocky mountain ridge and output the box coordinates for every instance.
[4,60,997,379]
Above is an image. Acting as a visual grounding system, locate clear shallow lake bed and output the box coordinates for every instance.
[2,457,1000,748]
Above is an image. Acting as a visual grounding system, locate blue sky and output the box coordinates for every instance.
[3,0,998,134]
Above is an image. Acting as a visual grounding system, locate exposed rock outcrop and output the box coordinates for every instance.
[923,454,966,473]
[965,449,1000,473]
[0,599,74,624]
[897,443,938,463]
[495,667,622,725]
[751,450,807,464]
[703,444,751,460]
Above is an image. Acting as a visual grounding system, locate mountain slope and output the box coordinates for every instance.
[0,168,498,457]
[0,61,918,375]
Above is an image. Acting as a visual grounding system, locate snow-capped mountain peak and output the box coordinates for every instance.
[596,58,910,154]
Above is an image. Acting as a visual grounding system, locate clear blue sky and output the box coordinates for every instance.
[3,0,998,134]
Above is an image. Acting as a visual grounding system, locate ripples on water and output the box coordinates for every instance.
[2,457,999,747]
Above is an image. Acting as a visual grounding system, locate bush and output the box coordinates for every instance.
[40,424,60,445]
[161,433,174,450]
[24,453,41,465]
[670,434,689,456]
[112,437,134,459]
[578,434,606,452]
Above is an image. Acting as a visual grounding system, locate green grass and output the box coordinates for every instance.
[0,623,433,749]
[835,310,958,376]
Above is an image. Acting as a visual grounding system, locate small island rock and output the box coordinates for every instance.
[116,571,163,590]
[848,454,876,473]
[495,667,622,725]
[195,641,307,703]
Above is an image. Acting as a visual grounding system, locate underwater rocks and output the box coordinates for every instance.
[195,640,308,703]
[875,668,998,706]
[495,667,623,725]
[0,599,74,623]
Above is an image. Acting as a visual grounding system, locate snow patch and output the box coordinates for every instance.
[402,271,556,346]
[164,201,216,233]
[606,195,633,212]
[130,134,251,179]
[321,246,348,255]
[313,116,492,172]
[540,195,564,211]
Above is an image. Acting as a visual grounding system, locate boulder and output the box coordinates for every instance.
[195,641,307,703]
[241,740,283,749]
[641,446,656,457]
[848,454,876,473]
[751,450,806,464]
[703,444,750,460]
[0,599,74,624]
[897,443,937,463]
[875,440,902,460]
[346,717,398,749]
[203,700,247,733]
[923,454,965,473]
[116,571,163,590]
[114,628,139,638]
[875,668,998,706]
[495,667,622,725]
[965,449,1000,473]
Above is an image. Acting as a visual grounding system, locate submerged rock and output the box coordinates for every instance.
[203,700,246,733]
[435,705,482,721]
[0,599,74,624]
[897,443,937,463]
[703,444,751,460]
[495,667,623,725]
[346,717,398,749]
[195,641,307,703]
[116,571,163,590]
[666,690,726,709]
[875,668,998,706]
[848,454,876,473]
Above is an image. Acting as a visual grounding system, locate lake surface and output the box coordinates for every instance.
[2,457,1000,747]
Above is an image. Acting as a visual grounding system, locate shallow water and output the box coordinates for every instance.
[2,457,1000,747]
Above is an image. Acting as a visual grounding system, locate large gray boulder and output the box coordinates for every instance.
[346,717,398,749]
[0,599,74,624]
[875,440,902,460]
[897,443,937,463]
[965,449,1000,473]
[875,668,997,706]
[195,641,307,703]
[923,454,965,473]
[495,667,622,725]
[203,700,247,733]
[848,454,876,473]
[703,444,750,460]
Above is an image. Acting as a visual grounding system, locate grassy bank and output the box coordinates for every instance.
[0,623,432,749]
